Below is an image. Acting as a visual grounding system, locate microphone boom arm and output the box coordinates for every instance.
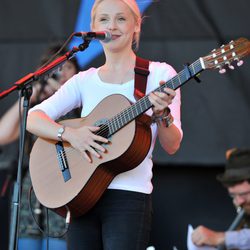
[0,39,90,100]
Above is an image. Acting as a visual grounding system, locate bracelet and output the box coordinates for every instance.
[152,108,174,128]
[57,125,65,141]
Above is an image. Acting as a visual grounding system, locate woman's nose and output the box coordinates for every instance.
[107,19,117,31]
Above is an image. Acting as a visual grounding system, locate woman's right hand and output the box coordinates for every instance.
[64,126,109,163]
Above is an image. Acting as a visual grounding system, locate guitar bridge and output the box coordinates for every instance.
[55,141,71,182]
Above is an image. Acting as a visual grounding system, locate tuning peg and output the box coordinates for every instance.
[219,68,226,74]
[226,62,235,70]
[237,60,244,66]
[216,64,227,74]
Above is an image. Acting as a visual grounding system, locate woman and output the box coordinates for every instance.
[27,0,183,249]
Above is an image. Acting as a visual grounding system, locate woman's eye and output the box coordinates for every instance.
[118,17,126,21]
[99,18,107,22]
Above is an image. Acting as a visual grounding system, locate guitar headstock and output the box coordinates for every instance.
[202,37,250,73]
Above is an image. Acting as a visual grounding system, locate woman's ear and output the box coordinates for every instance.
[134,21,141,33]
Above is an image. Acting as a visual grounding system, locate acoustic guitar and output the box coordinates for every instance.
[29,37,250,218]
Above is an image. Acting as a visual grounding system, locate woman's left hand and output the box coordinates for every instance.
[148,81,176,116]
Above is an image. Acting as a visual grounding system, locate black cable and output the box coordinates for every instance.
[37,32,76,70]
[28,185,70,240]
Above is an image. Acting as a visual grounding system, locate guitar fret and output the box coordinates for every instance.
[114,117,118,131]
[108,120,113,135]
[191,63,195,75]
[124,109,130,125]
[177,74,182,86]
[180,71,186,83]
[117,114,122,129]
[138,100,143,113]
[126,109,132,121]
[172,76,179,89]
[111,119,116,134]
[132,105,138,117]
[121,113,125,127]
[169,78,175,89]
[114,117,118,132]
[138,102,142,113]
[121,112,126,127]
[174,75,180,88]
[145,100,149,110]
[118,111,126,129]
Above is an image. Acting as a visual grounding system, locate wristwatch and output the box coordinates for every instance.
[152,108,174,128]
[57,125,65,141]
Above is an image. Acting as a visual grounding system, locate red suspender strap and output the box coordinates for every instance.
[134,56,150,100]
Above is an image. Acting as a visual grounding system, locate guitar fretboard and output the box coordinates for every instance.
[106,58,204,135]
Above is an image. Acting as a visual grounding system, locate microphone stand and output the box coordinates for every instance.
[217,208,245,250]
[0,39,91,250]
[8,86,32,250]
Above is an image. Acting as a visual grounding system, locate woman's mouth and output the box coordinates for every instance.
[111,35,121,40]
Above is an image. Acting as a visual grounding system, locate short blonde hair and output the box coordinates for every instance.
[91,0,142,50]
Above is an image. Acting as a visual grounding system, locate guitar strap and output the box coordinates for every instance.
[134,56,150,100]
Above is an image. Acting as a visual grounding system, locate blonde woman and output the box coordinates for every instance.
[27,0,183,249]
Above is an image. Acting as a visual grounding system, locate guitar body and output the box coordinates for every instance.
[29,94,152,218]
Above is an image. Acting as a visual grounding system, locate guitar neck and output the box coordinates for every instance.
[107,58,204,135]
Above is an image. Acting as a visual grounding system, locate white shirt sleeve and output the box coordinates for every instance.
[29,73,83,120]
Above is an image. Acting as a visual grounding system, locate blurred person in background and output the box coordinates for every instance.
[0,43,80,250]
[192,148,250,250]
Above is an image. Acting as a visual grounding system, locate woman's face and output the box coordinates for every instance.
[92,0,140,52]
[59,61,78,85]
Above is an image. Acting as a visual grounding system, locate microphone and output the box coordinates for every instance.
[74,31,112,43]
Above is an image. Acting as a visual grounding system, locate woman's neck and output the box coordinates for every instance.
[103,48,136,71]
[98,49,137,84]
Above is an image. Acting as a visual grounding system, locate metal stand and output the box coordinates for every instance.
[9,86,32,250]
